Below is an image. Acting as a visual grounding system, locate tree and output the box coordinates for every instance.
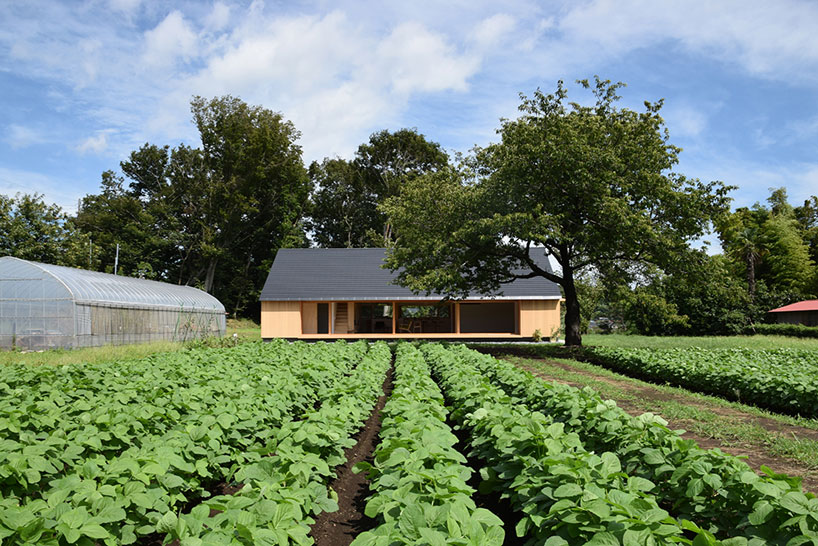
[0,193,76,265]
[719,188,817,300]
[76,96,311,316]
[760,214,814,294]
[190,95,311,306]
[307,128,448,247]
[382,78,731,345]
[306,158,377,247]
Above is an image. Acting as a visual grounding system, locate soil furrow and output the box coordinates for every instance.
[310,364,394,546]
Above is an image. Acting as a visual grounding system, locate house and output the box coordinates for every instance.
[768,300,818,326]
[259,248,562,340]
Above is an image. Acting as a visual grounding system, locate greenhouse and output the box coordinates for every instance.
[0,256,226,350]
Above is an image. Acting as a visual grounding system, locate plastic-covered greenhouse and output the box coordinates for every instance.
[0,256,226,350]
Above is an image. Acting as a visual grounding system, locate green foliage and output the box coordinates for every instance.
[718,188,817,300]
[384,78,731,346]
[308,128,448,247]
[73,96,311,317]
[747,323,818,338]
[459,344,818,544]
[616,254,752,336]
[0,193,78,265]
[588,346,818,418]
[760,215,815,294]
[619,287,690,336]
[422,343,706,545]
[0,340,383,544]
[307,158,378,248]
[352,344,504,545]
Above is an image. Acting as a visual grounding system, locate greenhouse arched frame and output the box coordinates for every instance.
[0,257,226,350]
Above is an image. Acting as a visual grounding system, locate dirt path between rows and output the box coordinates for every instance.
[487,352,818,493]
[310,366,394,546]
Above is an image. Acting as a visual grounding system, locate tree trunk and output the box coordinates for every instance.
[204,258,217,293]
[746,256,756,299]
[563,275,582,347]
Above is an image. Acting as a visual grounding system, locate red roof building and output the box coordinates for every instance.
[769,300,818,326]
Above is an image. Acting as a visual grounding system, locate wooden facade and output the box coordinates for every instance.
[261,298,561,340]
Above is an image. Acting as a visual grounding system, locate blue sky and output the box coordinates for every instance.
[2,0,817,218]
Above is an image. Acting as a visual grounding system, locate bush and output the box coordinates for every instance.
[744,322,818,338]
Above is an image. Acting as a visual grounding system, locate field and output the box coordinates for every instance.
[1,340,817,545]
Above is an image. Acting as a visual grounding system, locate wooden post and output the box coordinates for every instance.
[454,302,461,334]
[392,301,397,334]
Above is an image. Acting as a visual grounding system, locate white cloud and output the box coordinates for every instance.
[556,0,818,82]
[5,125,44,149]
[76,131,112,155]
[142,10,198,68]
[2,0,818,210]
[470,13,516,49]
[204,2,231,32]
[377,22,480,95]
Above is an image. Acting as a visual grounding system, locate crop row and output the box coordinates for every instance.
[162,341,392,545]
[453,345,818,545]
[421,343,718,545]
[351,343,504,545]
[0,340,371,545]
[585,346,818,418]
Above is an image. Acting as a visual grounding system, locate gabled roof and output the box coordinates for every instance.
[769,300,818,313]
[259,248,562,302]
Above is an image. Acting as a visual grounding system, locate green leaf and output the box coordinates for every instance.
[156,511,178,534]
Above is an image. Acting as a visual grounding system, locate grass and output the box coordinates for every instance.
[227,317,261,340]
[0,340,186,367]
[506,354,818,470]
[0,318,261,367]
[581,333,818,350]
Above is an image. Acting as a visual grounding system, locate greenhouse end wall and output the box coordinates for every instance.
[0,257,226,351]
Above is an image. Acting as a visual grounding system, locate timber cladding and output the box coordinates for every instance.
[260,301,300,338]
[261,298,561,339]
[519,299,560,338]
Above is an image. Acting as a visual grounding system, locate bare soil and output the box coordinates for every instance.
[310,366,394,546]
[490,352,818,493]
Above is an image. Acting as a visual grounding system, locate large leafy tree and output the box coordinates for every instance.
[0,193,77,265]
[306,158,377,248]
[719,188,817,299]
[308,128,448,247]
[76,96,311,316]
[382,78,731,346]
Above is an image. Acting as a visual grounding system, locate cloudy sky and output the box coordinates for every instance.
[1,0,817,216]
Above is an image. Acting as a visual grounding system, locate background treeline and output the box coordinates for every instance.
[580,189,818,335]
[0,96,447,318]
[1,94,815,329]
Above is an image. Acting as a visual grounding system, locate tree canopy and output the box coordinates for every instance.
[382,78,732,345]
[73,96,311,317]
[307,128,447,247]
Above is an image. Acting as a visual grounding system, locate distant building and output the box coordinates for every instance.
[768,300,818,326]
[259,248,562,341]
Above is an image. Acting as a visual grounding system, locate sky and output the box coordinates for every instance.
[1,0,817,220]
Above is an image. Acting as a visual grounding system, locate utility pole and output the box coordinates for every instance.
[114,244,120,275]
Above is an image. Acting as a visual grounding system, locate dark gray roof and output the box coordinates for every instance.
[259,248,561,302]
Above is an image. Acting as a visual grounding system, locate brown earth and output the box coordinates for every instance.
[310,366,394,546]
[494,353,818,493]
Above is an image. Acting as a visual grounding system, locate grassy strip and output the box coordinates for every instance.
[0,319,259,367]
[507,355,818,470]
